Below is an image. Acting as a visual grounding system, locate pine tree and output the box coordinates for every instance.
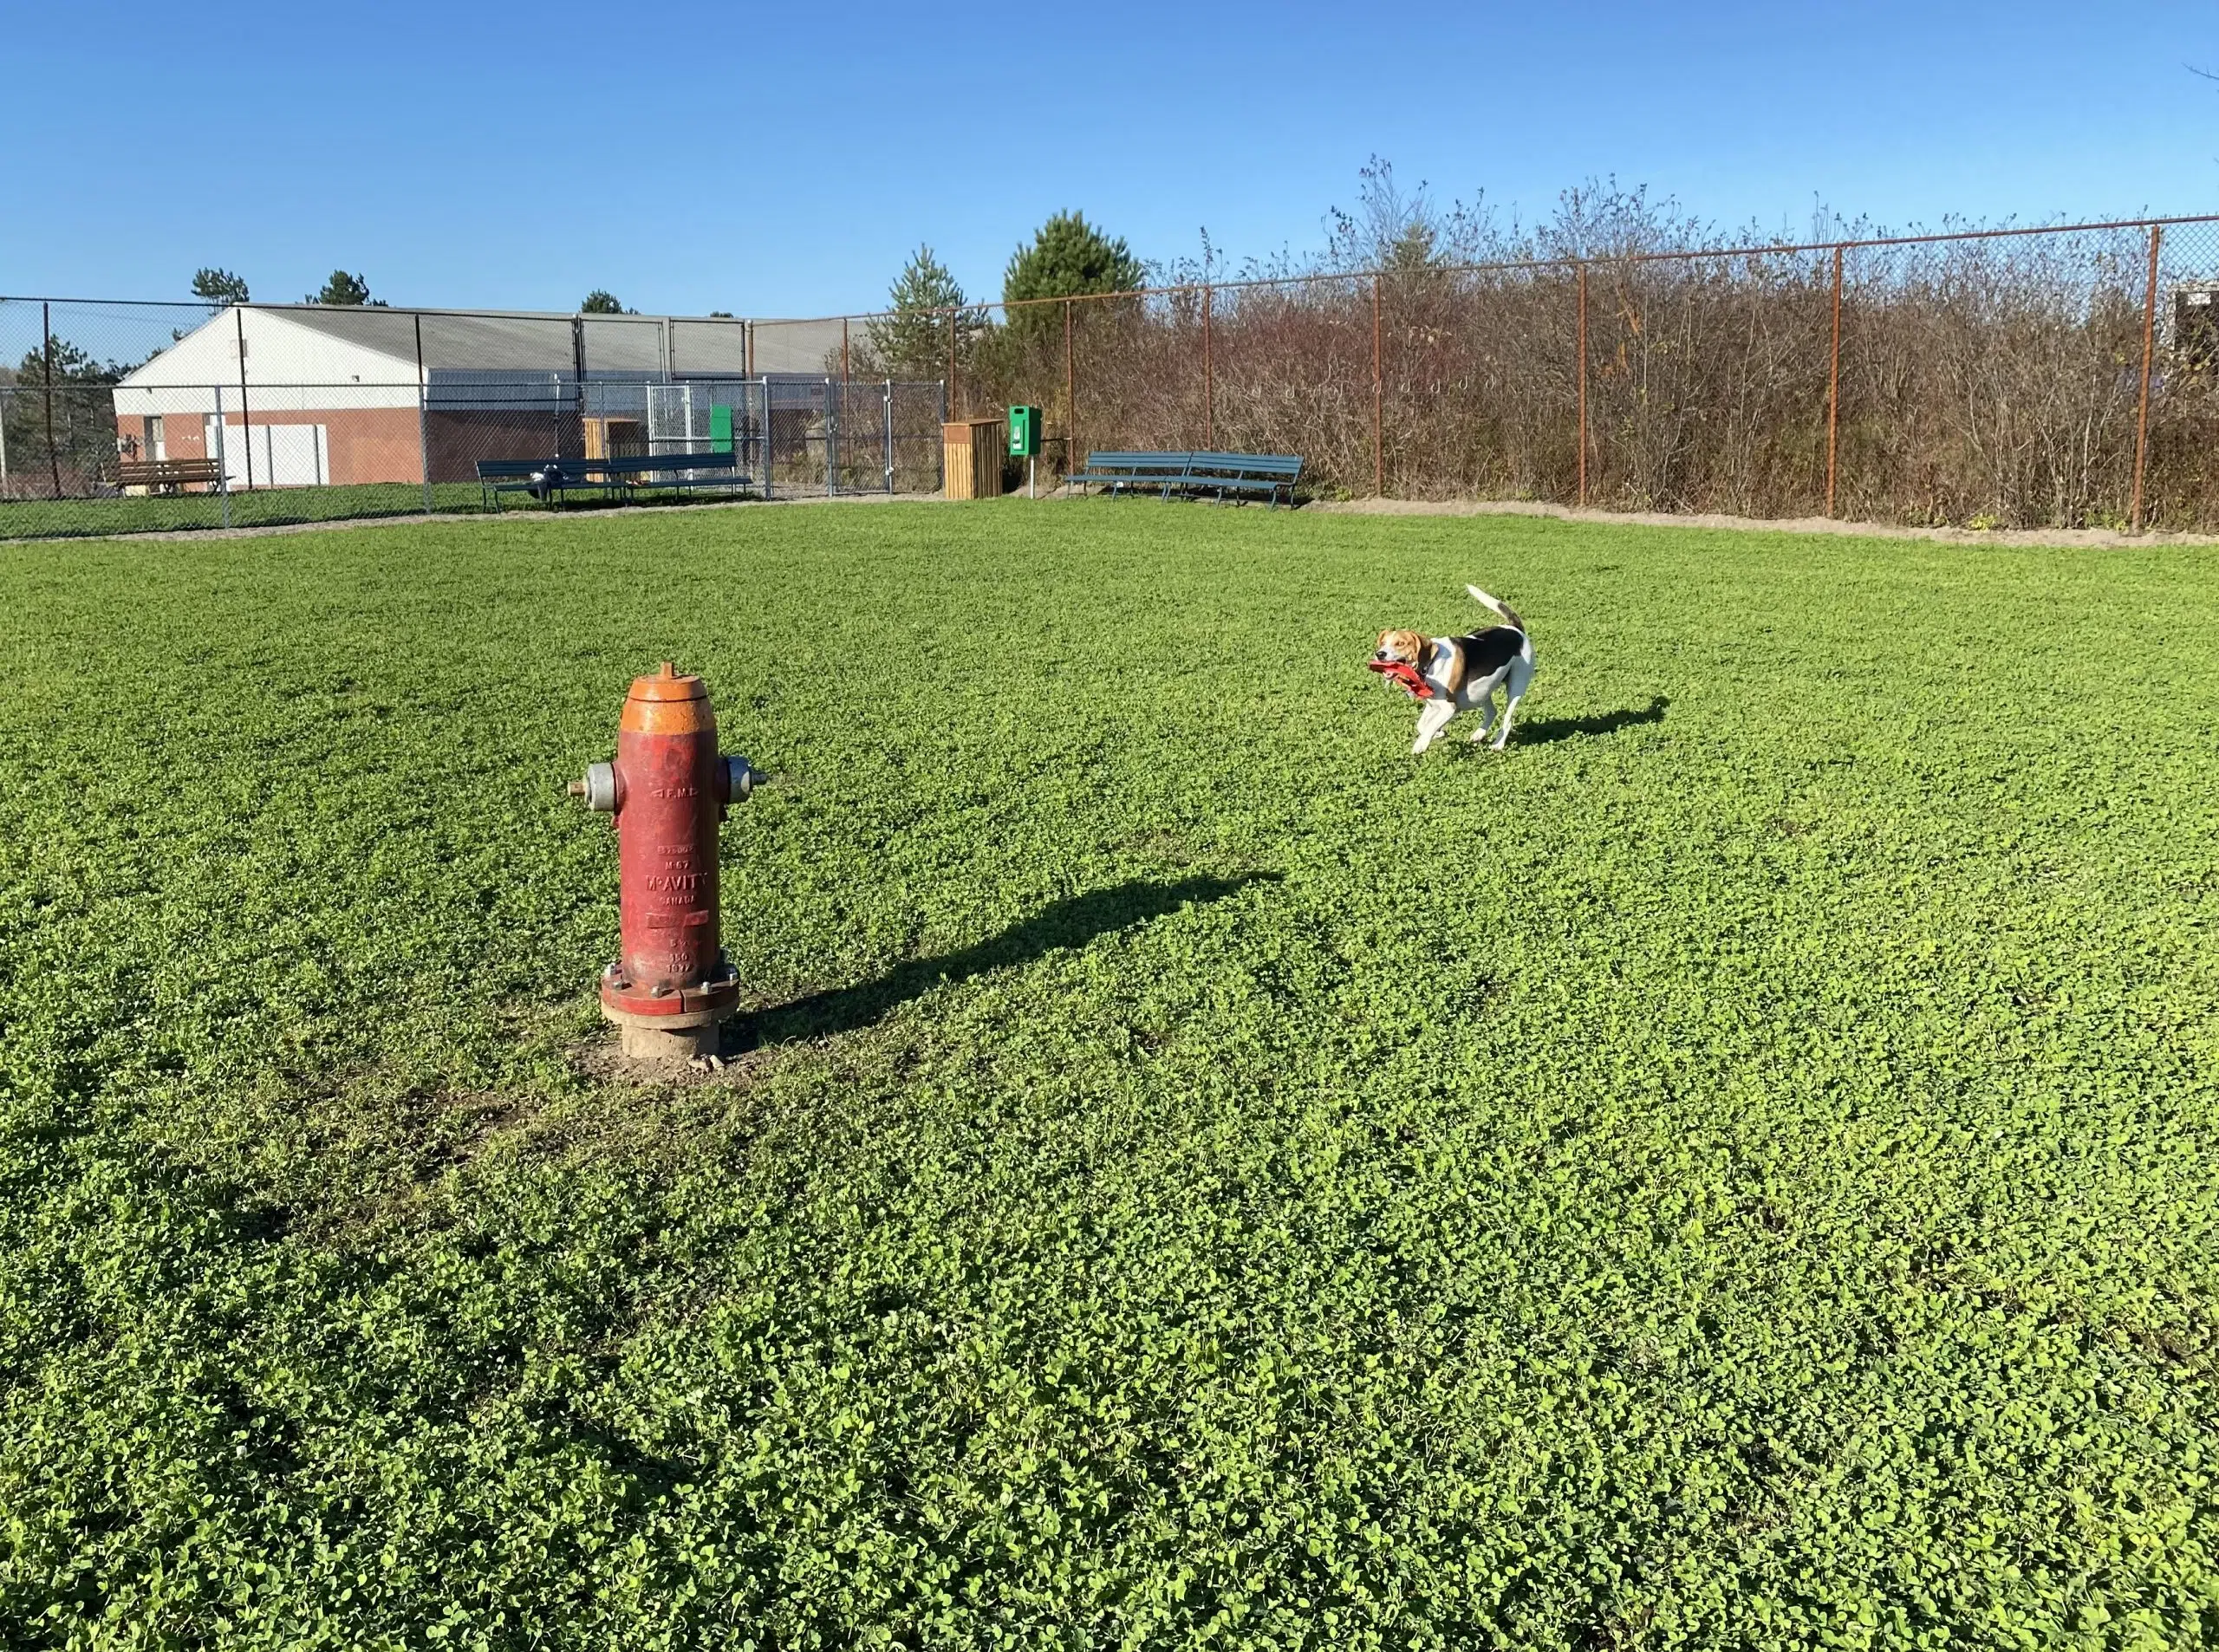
[862,247,983,380]
[190,268,250,305]
[1001,213,1143,343]
[304,271,381,306]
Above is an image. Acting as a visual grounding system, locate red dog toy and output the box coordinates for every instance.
[1367,658,1436,699]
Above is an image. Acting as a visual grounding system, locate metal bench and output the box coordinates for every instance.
[1184,451,1303,508]
[1064,449,1302,508]
[478,451,750,510]
[1064,451,1196,500]
[590,450,750,495]
[115,458,225,495]
[477,459,615,508]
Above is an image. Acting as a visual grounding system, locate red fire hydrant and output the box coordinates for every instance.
[569,662,755,1061]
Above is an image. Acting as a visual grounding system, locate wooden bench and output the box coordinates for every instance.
[1064,449,1302,508]
[115,458,225,495]
[478,451,750,510]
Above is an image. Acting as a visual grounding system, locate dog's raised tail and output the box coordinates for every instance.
[1467,585,1526,634]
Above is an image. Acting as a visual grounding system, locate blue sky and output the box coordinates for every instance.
[6,0,2214,317]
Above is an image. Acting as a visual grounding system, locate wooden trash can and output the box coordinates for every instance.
[941,415,1007,500]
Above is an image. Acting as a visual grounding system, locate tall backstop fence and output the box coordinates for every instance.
[0,299,946,537]
[7,214,2219,540]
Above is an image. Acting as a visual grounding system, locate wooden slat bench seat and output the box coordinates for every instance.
[115,458,225,494]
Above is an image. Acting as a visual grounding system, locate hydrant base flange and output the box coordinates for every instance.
[599,967,741,1022]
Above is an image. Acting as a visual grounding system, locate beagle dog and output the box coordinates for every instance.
[1370,586,1535,754]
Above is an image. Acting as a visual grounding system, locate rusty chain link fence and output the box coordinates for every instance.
[907,213,2219,532]
[6,215,2216,540]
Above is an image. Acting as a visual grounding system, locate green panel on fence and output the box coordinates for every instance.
[710,406,733,453]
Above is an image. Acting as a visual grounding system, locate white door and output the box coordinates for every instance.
[207,422,329,487]
[261,424,327,485]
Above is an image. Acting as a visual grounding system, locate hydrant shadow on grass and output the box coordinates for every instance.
[747,872,1281,1046]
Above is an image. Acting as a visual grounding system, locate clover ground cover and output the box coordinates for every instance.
[3,501,2217,1646]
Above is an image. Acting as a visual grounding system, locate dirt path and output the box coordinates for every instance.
[1305,495,2219,550]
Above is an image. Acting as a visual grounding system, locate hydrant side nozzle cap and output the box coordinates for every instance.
[578,761,619,812]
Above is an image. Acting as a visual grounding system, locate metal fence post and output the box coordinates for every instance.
[0,386,10,494]
[1202,283,1214,449]
[938,379,947,493]
[1371,276,1383,497]
[760,379,773,502]
[211,384,231,529]
[2131,223,2163,533]
[235,305,254,490]
[826,376,838,496]
[1825,245,1845,517]
[42,301,61,498]
[414,312,433,514]
[948,311,959,418]
[1064,298,1077,482]
[884,380,894,493]
[1575,265,1588,510]
[570,316,587,459]
[842,315,850,386]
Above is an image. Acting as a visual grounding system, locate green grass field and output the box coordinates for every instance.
[0,483,778,541]
[4,501,2218,1648]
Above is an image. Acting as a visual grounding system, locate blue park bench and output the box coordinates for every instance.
[477,450,751,509]
[1064,450,1303,509]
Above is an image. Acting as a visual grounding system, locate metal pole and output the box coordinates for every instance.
[842,315,850,384]
[1202,283,1214,450]
[1064,298,1076,481]
[42,302,62,498]
[1576,265,1588,510]
[938,379,947,493]
[570,316,587,459]
[1825,245,1844,517]
[0,384,10,493]
[826,376,837,496]
[2131,223,2163,534]
[884,380,894,494]
[1371,276,1383,497]
[235,305,254,491]
[211,385,231,529]
[948,310,958,417]
[415,312,433,514]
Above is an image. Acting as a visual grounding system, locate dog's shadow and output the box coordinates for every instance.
[746,872,1279,1046]
[1511,694,1669,747]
